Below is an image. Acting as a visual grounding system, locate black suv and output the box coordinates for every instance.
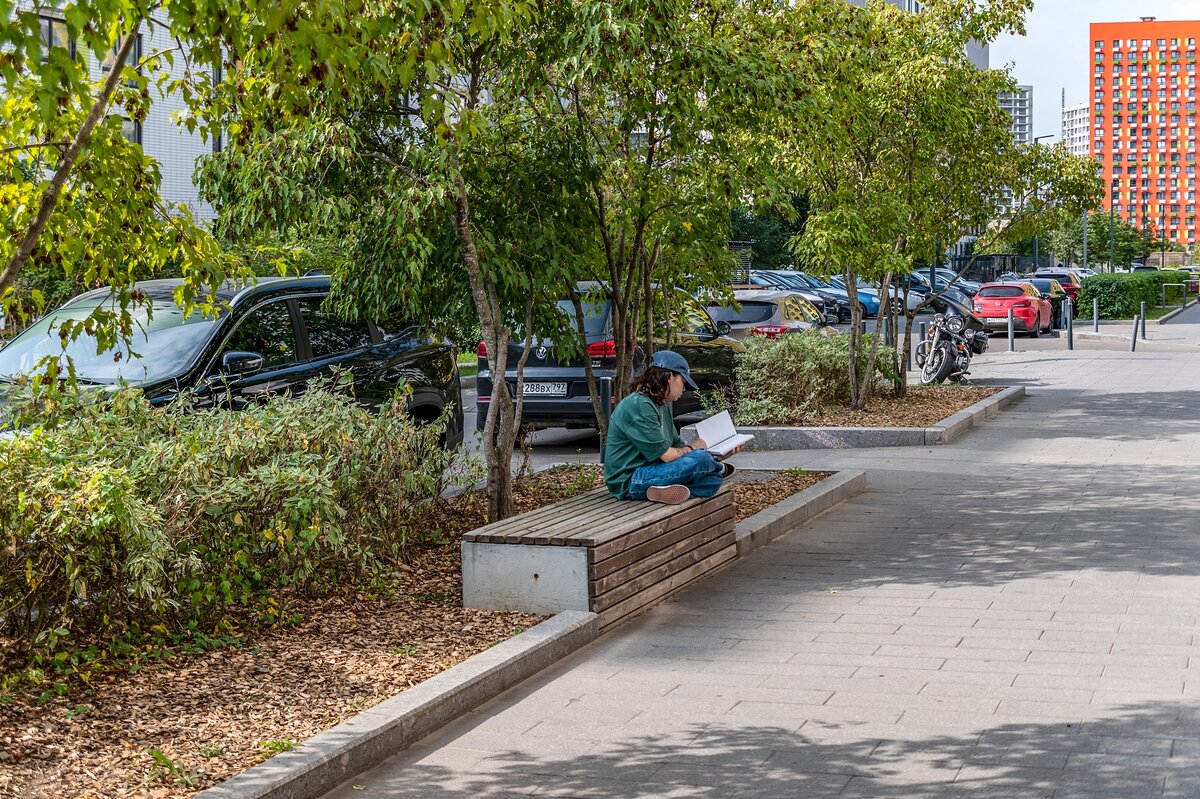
[0,276,464,447]
[476,289,744,432]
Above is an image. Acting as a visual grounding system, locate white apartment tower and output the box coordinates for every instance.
[999,86,1034,144]
[1061,102,1090,157]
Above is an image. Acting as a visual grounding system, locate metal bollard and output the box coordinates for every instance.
[598,376,613,464]
[1093,297,1099,333]
[1140,301,1148,339]
[1131,316,1139,352]
[1066,298,1074,350]
[1007,308,1015,352]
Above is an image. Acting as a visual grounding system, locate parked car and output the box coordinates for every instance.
[475,287,744,432]
[798,272,877,318]
[1025,278,1069,329]
[1032,269,1082,311]
[826,275,885,315]
[933,268,981,295]
[0,276,465,447]
[901,271,974,309]
[1130,265,1160,272]
[972,282,1053,337]
[747,271,840,324]
[750,269,851,322]
[706,290,825,340]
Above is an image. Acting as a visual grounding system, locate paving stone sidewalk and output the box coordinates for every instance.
[326,348,1200,799]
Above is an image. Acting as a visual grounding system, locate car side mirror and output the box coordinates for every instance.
[220,351,264,378]
[715,320,732,336]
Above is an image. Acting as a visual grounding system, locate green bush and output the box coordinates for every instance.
[0,386,471,656]
[713,331,898,425]
[1078,270,1191,319]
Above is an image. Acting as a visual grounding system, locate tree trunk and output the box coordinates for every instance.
[453,174,519,523]
[570,291,607,439]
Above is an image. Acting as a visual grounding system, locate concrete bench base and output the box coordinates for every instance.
[463,485,735,630]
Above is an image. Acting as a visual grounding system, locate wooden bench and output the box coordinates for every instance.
[462,484,735,631]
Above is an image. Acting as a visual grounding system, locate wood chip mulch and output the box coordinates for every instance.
[0,415,911,799]
[798,386,1000,428]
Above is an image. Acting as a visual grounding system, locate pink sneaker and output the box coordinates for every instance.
[646,484,690,504]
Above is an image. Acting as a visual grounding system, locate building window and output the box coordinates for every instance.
[38,15,75,60]
[120,117,141,145]
[101,34,141,86]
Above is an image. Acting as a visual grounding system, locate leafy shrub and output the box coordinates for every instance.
[1078,271,1191,319]
[714,331,899,425]
[0,386,473,656]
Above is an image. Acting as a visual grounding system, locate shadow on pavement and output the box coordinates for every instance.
[352,703,1199,798]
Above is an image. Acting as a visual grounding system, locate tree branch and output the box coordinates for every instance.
[0,24,142,296]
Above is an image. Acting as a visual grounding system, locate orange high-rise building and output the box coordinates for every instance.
[1090,17,1200,251]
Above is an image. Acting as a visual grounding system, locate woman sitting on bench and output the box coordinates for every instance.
[603,350,741,504]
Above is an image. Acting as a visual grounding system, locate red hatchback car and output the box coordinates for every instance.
[973,282,1053,337]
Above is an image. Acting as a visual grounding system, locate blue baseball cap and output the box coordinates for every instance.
[649,350,698,390]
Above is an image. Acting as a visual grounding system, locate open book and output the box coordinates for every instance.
[694,411,754,458]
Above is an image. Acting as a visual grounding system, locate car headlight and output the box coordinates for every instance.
[946,315,966,333]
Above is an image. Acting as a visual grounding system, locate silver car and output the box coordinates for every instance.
[706,289,825,341]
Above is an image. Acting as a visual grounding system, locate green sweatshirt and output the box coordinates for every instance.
[603,391,684,499]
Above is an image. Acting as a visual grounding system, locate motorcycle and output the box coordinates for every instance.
[914,311,988,385]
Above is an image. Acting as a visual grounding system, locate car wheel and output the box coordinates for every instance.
[1028,320,1040,338]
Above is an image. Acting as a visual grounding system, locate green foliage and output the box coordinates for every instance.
[717,332,899,426]
[0,386,475,660]
[1041,210,1169,267]
[730,199,810,270]
[1078,271,1192,319]
[258,738,297,757]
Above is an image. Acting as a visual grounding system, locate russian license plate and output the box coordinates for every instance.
[523,382,568,397]
[985,317,1007,323]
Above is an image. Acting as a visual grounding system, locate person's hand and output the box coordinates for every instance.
[715,442,745,461]
[690,437,708,451]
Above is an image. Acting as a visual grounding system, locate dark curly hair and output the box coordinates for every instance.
[630,365,674,405]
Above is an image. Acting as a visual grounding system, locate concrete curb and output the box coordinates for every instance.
[681,386,1025,450]
[196,611,598,799]
[735,470,867,557]
[1156,298,1199,324]
[459,374,478,390]
[926,385,1026,444]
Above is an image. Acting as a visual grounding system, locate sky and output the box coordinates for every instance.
[993,0,1200,140]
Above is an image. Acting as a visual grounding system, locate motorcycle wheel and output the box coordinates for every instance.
[920,342,955,385]
[914,339,931,367]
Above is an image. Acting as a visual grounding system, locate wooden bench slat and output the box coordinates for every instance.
[583,487,732,547]
[497,495,647,545]
[589,507,735,589]
[464,489,611,543]
[592,531,737,612]
[595,546,737,630]
[588,495,731,561]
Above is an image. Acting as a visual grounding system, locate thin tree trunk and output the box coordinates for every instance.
[453,173,517,522]
[0,26,141,293]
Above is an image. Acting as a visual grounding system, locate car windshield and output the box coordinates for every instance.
[708,302,776,325]
[0,298,222,384]
[1028,280,1056,294]
[978,286,1025,298]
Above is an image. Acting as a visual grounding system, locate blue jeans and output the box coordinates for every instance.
[626,450,725,500]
